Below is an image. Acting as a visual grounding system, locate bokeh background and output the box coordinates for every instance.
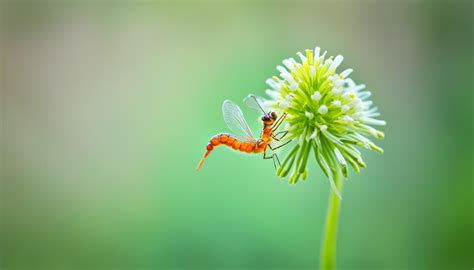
[1,1,472,269]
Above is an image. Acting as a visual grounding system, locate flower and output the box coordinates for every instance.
[261,47,386,198]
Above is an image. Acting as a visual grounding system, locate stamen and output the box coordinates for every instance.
[342,115,354,123]
[266,78,280,90]
[297,52,307,62]
[314,47,321,61]
[332,87,343,95]
[289,82,299,90]
[266,89,280,99]
[340,68,353,78]
[341,105,350,113]
[276,65,287,74]
[283,59,296,72]
[329,55,344,72]
[310,66,316,77]
[280,100,291,109]
[311,91,321,101]
[318,105,328,115]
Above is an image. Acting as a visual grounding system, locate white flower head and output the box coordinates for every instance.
[254,47,386,196]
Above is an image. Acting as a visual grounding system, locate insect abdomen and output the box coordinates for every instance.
[206,133,238,151]
[196,134,256,171]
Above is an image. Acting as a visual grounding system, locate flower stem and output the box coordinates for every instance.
[320,169,343,270]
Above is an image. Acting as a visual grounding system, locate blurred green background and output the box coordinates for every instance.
[1,1,472,269]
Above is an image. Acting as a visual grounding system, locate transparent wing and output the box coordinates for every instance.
[222,100,256,142]
[243,94,269,113]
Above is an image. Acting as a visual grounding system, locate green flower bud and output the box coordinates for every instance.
[259,47,386,198]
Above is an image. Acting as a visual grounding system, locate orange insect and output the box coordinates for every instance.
[196,95,290,171]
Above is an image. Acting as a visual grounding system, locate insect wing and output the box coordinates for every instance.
[222,100,256,142]
[243,94,269,113]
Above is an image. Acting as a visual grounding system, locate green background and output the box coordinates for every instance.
[1,1,472,269]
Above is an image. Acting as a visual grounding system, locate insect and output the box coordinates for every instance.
[196,95,291,171]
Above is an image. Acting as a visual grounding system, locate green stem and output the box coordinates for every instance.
[320,169,343,270]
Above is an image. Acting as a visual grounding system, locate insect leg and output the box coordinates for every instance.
[272,130,288,141]
[270,139,293,150]
[273,153,281,167]
[263,149,273,159]
[267,145,282,169]
[263,149,277,170]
